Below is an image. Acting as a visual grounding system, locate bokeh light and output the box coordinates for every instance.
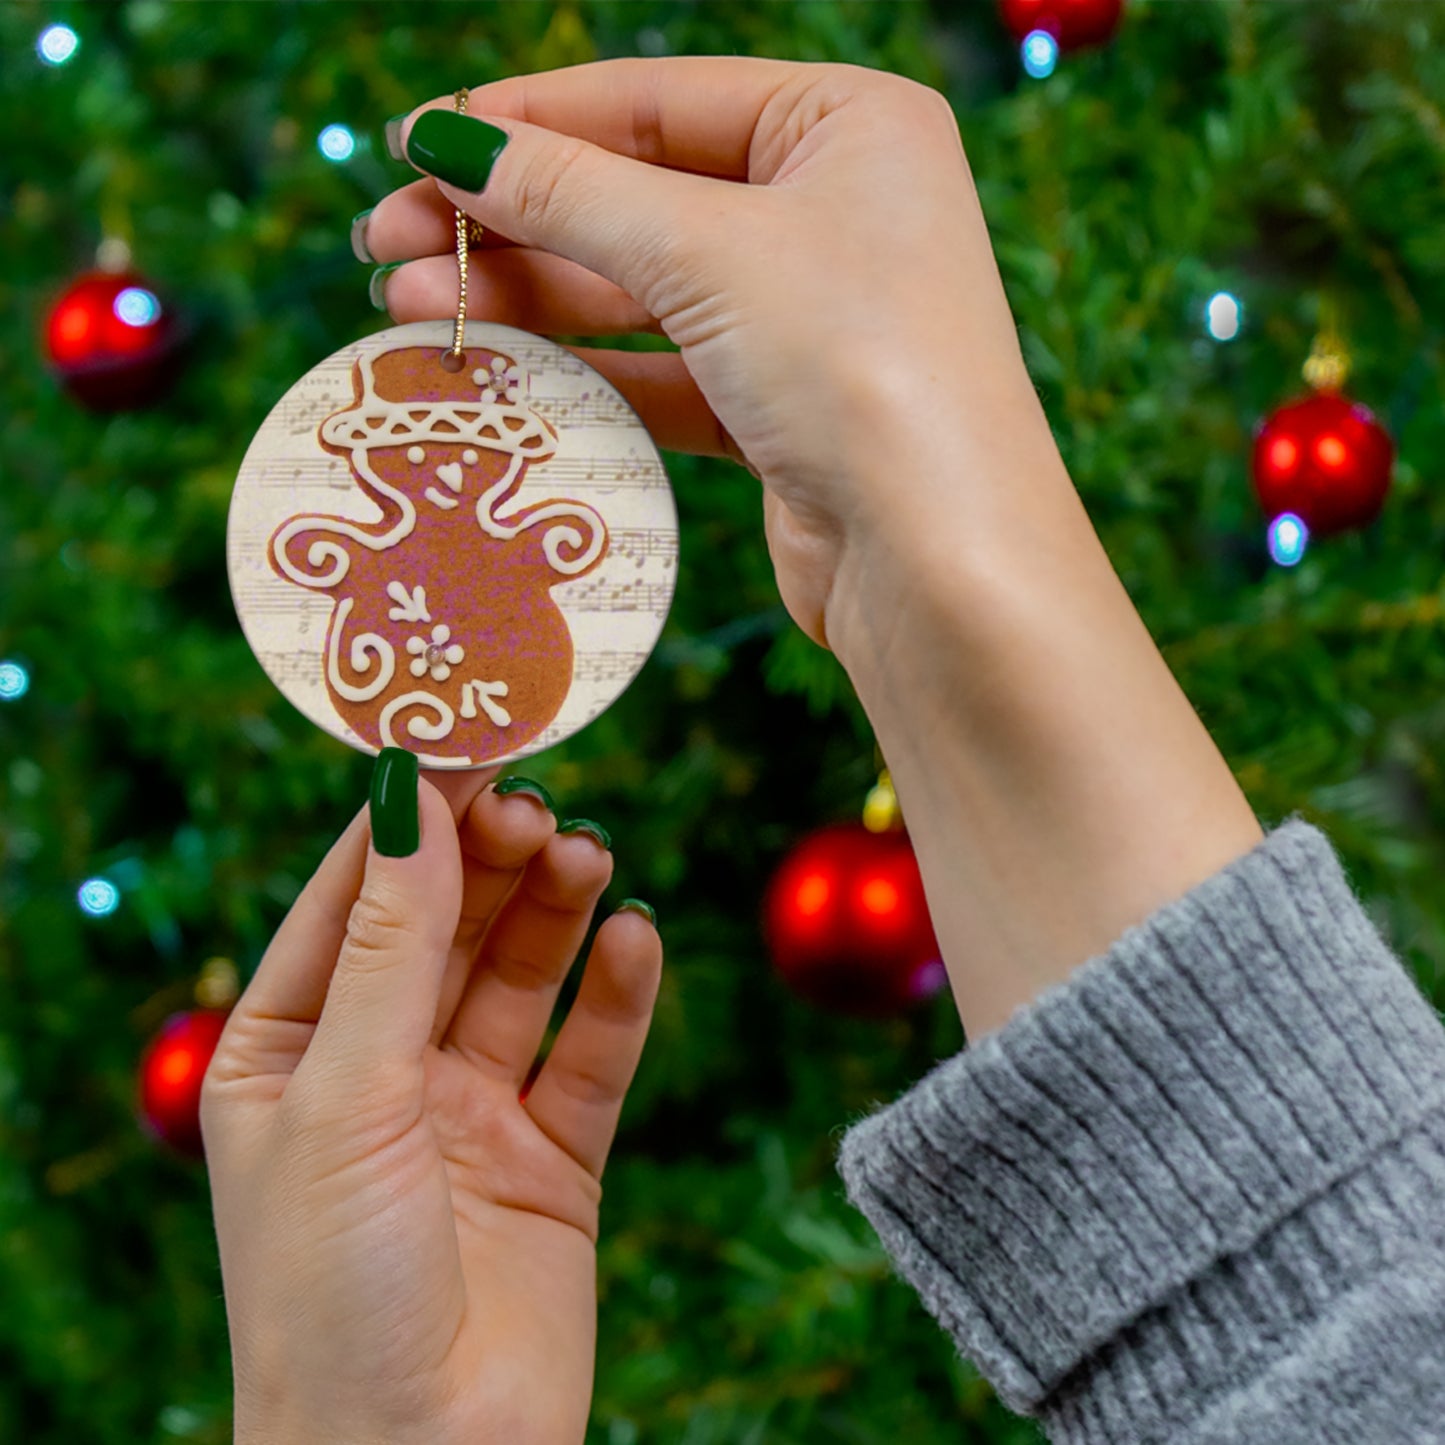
[0,660,29,701]
[77,878,121,917]
[1022,30,1059,79]
[37,24,79,66]
[114,287,162,328]
[317,124,356,162]
[1267,512,1309,567]
[1205,291,1242,341]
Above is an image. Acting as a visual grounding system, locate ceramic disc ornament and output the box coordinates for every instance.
[228,321,677,768]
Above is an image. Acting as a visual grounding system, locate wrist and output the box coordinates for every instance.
[824,424,1261,1039]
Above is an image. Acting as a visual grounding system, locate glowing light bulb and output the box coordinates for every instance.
[1021,30,1059,79]
[113,287,161,327]
[78,877,121,917]
[0,661,29,701]
[38,24,79,66]
[1205,291,1242,341]
[1267,512,1309,567]
[318,124,356,162]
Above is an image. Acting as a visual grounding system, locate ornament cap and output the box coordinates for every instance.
[1302,328,1351,393]
[863,768,902,833]
[195,956,240,1010]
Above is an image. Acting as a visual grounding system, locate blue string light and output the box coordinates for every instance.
[1267,512,1309,567]
[0,660,29,701]
[1021,30,1059,79]
[114,287,162,327]
[78,878,121,918]
[318,124,357,162]
[37,24,79,66]
[1205,291,1243,342]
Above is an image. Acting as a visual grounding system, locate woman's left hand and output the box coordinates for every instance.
[201,763,662,1445]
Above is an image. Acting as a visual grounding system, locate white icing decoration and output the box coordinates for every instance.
[319,352,555,461]
[407,446,425,464]
[458,679,511,727]
[325,597,395,702]
[386,581,430,622]
[418,751,472,768]
[462,450,478,465]
[277,347,602,633]
[473,452,606,577]
[379,692,455,749]
[405,624,464,682]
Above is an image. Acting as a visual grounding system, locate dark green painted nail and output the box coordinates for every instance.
[617,898,656,926]
[369,261,404,311]
[558,818,612,851]
[384,113,409,162]
[350,208,375,264]
[370,747,419,857]
[493,775,556,812]
[405,110,510,192]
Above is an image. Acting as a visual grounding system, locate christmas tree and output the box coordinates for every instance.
[2,3,1443,1442]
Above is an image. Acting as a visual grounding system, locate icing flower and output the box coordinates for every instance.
[473,356,521,406]
[406,623,465,681]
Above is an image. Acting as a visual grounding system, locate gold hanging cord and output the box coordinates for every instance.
[441,88,486,372]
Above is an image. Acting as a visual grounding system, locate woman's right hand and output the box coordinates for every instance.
[363,58,1263,1042]
[361,57,1062,659]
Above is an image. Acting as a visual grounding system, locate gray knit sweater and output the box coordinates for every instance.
[836,819,1445,1443]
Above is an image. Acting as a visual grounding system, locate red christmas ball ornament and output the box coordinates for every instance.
[764,822,945,1017]
[998,0,1125,50]
[137,1009,230,1157]
[44,269,182,410]
[1251,392,1394,537]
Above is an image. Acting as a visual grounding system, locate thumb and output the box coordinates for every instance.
[399,106,738,315]
[303,749,462,1090]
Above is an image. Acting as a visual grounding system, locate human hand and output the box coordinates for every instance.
[361,57,1060,658]
[201,757,661,1445]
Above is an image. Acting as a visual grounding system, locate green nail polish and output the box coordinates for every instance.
[369,261,403,311]
[384,113,409,162]
[617,898,656,926]
[405,110,510,193]
[350,208,375,264]
[493,775,556,812]
[558,818,612,851]
[370,747,419,857]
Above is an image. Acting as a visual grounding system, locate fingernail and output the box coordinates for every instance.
[369,261,404,311]
[384,113,409,162]
[493,775,556,813]
[370,747,419,857]
[350,208,375,264]
[405,110,510,192]
[616,898,656,926]
[558,818,612,851]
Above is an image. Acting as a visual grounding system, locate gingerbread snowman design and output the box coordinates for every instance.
[268,343,607,764]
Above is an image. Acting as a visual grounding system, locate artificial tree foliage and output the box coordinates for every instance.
[2,2,1442,1442]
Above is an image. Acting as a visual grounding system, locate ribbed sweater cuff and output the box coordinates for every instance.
[836,819,1445,1430]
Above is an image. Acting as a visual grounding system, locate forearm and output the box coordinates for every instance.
[826,386,1262,1040]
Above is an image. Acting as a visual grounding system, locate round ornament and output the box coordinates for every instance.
[137,1008,230,1157]
[228,320,677,768]
[44,268,181,410]
[763,822,946,1018]
[1251,391,1393,537]
[998,0,1124,49]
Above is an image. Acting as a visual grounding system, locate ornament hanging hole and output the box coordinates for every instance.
[439,349,466,374]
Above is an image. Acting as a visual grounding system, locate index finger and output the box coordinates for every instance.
[412,55,807,181]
